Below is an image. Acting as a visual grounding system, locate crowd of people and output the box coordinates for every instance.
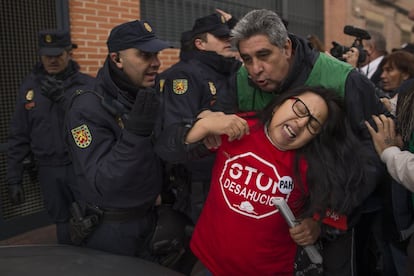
[5,7,414,276]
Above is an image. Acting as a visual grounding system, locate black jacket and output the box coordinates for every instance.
[7,60,95,186]
[65,57,162,209]
[156,50,241,181]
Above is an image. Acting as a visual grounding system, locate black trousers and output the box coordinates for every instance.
[322,229,356,276]
[85,211,156,257]
[406,235,414,276]
[38,164,76,244]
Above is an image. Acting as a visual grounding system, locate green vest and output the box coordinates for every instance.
[236,53,353,111]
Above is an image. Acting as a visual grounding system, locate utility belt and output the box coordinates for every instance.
[86,202,154,222]
[69,201,153,245]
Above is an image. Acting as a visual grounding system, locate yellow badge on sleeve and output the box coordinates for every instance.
[159,79,165,92]
[208,82,217,95]
[173,79,188,94]
[26,89,34,101]
[71,124,92,148]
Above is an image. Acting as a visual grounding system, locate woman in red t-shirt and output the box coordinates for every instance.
[185,87,362,275]
[156,86,368,275]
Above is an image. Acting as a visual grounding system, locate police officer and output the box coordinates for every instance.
[65,19,174,259]
[7,30,95,244]
[156,10,241,223]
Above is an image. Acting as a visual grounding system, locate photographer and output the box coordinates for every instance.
[342,30,387,89]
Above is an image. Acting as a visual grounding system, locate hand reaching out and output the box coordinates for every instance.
[216,8,232,22]
[365,114,403,156]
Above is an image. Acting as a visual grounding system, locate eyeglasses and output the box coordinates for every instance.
[290,97,322,135]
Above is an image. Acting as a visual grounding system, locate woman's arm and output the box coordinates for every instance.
[185,113,249,144]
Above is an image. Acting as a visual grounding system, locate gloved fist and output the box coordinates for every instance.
[40,75,65,102]
[8,184,25,205]
[124,87,160,136]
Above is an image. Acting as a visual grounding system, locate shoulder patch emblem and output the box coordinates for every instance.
[26,89,34,101]
[71,124,92,148]
[173,79,188,94]
[208,82,217,95]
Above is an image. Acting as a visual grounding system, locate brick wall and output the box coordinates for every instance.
[68,0,179,77]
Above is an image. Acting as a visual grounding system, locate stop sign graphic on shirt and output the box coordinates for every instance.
[218,152,294,219]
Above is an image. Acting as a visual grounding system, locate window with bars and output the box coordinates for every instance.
[0,0,58,224]
[140,0,324,48]
[141,0,280,48]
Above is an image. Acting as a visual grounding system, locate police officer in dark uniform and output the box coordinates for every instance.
[156,10,241,223]
[7,30,95,244]
[65,19,175,260]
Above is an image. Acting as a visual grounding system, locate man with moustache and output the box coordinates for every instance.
[203,9,389,275]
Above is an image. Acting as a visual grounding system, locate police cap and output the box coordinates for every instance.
[191,13,230,38]
[107,20,171,53]
[38,30,76,56]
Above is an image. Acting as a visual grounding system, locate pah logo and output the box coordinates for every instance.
[219,152,294,219]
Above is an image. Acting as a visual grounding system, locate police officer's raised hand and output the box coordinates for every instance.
[8,183,25,205]
[40,75,65,102]
[216,8,232,22]
[125,87,160,136]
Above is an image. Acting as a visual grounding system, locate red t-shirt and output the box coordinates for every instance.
[190,118,308,276]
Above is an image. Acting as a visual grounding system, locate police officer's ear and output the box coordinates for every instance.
[194,37,207,51]
[66,49,74,59]
[110,52,122,68]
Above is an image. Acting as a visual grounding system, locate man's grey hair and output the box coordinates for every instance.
[366,30,387,54]
[231,9,288,49]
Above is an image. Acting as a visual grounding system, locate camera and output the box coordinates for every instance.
[330,25,371,64]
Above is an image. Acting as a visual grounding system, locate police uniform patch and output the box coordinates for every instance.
[144,22,153,33]
[159,79,165,92]
[208,82,217,95]
[26,89,34,101]
[173,79,188,94]
[45,34,52,43]
[71,124,92,148]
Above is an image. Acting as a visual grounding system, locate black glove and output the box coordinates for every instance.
[40,75,65,102]
[124,88,160,136]
[8,184,25,205]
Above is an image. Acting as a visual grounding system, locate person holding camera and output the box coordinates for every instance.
[6,30,95,244]
[343,30,387,90]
